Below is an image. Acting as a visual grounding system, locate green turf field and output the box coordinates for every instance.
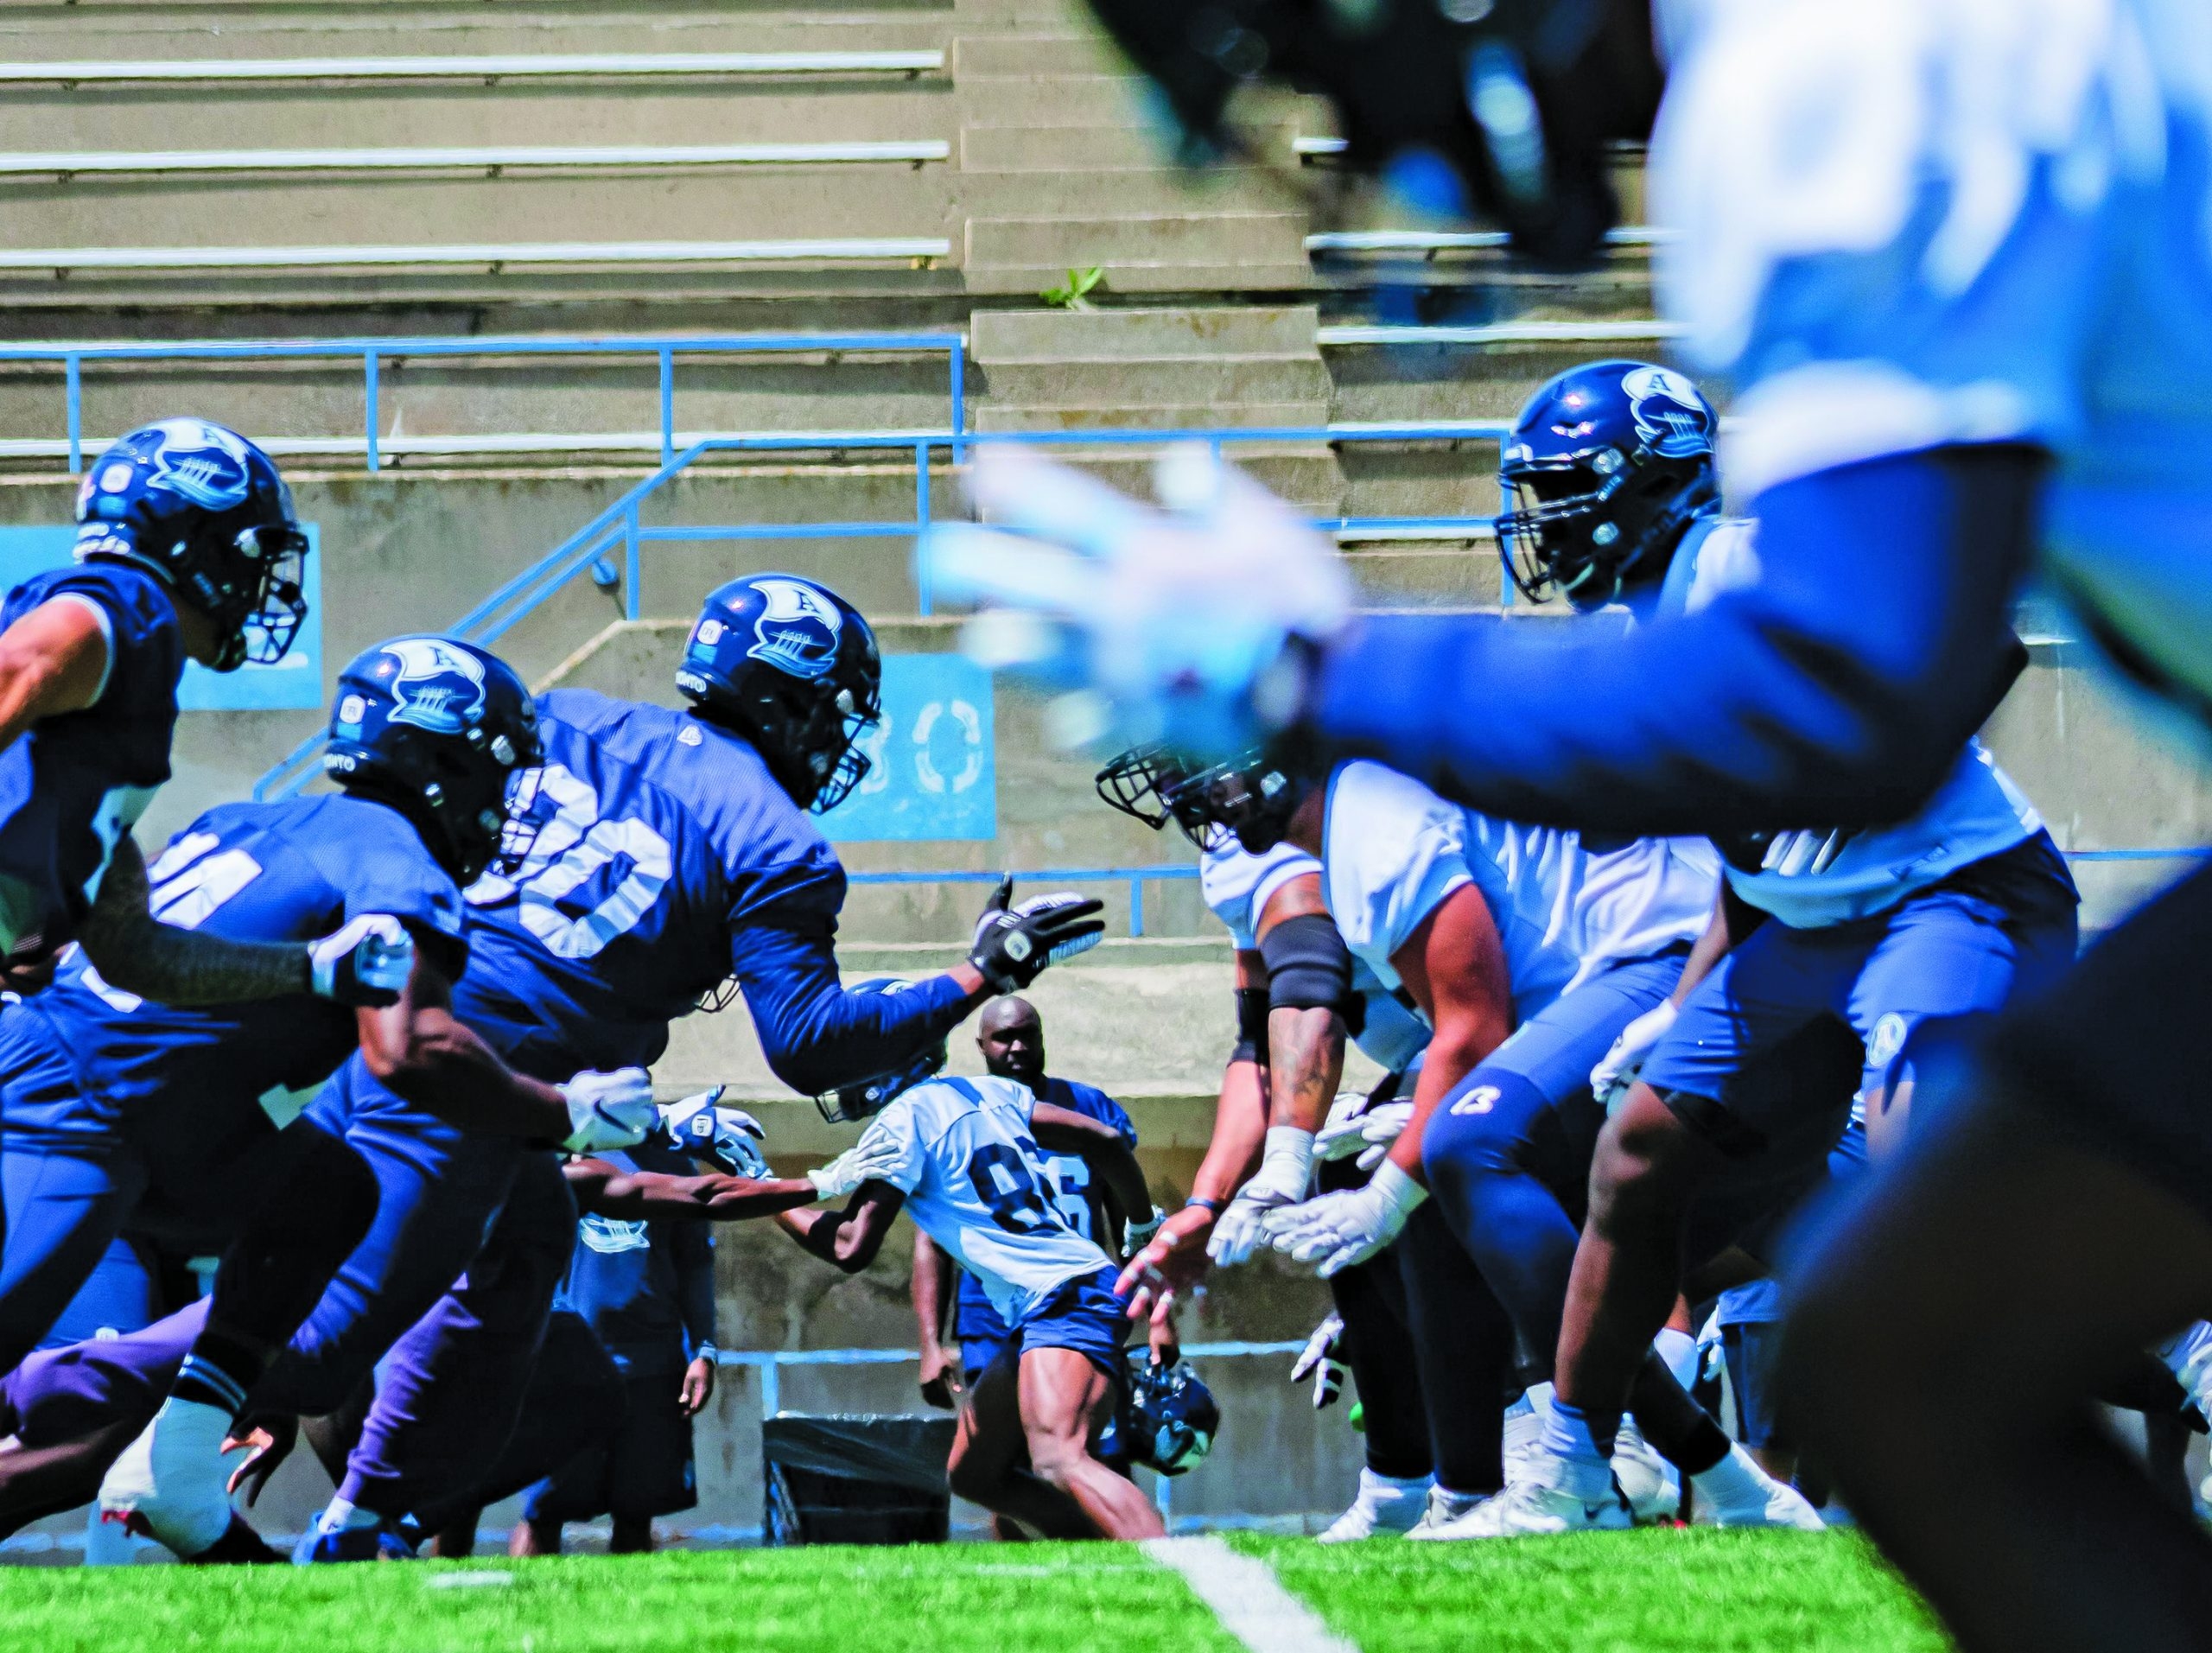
[0,1529,1948,1653]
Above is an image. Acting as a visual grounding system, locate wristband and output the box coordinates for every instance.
[1185,1197,1228,1215]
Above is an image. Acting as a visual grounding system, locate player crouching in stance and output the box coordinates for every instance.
[784,982,1166,1540]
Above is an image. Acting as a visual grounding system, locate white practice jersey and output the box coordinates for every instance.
[855,1073,1111,1325]
[1200,840,1320,951]
[1320,761,1719,1023]
[1653,0,2212,717]
[1200,838,1431,1071]
[1661,518,2044,929]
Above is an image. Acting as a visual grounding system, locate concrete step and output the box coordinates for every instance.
[965,212,1311,293]
[0,170,959,250]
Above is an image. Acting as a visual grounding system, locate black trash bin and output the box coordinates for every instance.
[762,1413,957,1546]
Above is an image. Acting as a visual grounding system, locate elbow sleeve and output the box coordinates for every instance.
[1260,914,1355,1020]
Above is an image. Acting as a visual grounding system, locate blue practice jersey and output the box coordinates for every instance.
[25,794,465,1148]
[953,1075,1134,1327]
[0,561,182,957]
[453,690,969,1087]
[559,1137,716,1376]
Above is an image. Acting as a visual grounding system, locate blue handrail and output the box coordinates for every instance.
[0,332,967,474]
[250,422,1514,801]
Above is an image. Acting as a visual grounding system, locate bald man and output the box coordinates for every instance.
[913,999,1154,1423]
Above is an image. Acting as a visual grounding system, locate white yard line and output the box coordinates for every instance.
[1141,1535,1361,1653]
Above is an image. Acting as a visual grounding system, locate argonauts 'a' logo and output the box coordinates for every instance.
[1621,366,1715,461]
[746,577,843,681]
[380,637,487,735]
[140,418,257,512]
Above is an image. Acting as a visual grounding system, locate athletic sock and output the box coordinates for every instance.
[168,1325,266,1421]
[1537,1401,1617,1503]
[1653,1327,1699,1392]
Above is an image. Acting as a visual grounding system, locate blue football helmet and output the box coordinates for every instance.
[1496,360,1721,611]
[817,979,948,1123]
[661,1085,772,1179]
[675,574,883,813]
[322,635,543,885]
[73,418,310,671]
[1122,1352,1220,1476]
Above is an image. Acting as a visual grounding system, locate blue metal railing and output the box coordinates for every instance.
[0,332,967,474]
[251,422,1512,799]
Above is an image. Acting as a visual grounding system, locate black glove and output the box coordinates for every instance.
[968,875,1105,993]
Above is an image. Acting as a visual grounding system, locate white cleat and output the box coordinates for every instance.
[1417,1463,1633,1541]
[1611,1420,1681,1523]
[1316,1469,1433,1542]
[1403,1483,1497,1540]
[1690,1443,1827,1530]
[98,1396,238,1558]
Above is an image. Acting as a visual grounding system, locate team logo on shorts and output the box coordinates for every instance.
[380,637,488,735]
[1866,1012,1911,1072]
[1621,366,1714,461]
[140,418,257,512]
[747,577,843,681]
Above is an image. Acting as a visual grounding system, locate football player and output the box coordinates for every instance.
[787,989,1163,1541]
[1098,750,1439,1539]
[258,574,1104,1561]
[0,419,395,1008]
[47,636,656,1561]
[1477,359,2077,1539]
[917,3,2212,1640]
[912,995,1156,1420]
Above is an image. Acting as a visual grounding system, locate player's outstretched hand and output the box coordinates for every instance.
[559,1066,657,1153]
[1592,999,1679,1113]
[919,444,1351,762]
[968,874,1104,993]
[308,912,415,1007]
[1290,1313,1347,1409]
[1262,1163,1429,1279]
[1209,1126,1315,1266]
[1116,1205,1213,1326]
[806,1135,903,1200]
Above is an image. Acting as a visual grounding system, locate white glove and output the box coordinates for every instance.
[1122,1205,1167,1260]
[806,1137,905,1200]
[559,1067,656,1154]
[1262,1160,1429,1279]
[1208,1127,1314,1266]
[1592,1000,1679,1114]
[923,444,1352,760]
[308,913,415,1007]
[1314,1090,1371,1162]
[1290,1313,1347,1409]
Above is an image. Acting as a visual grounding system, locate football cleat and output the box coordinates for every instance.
[1402,1485,1497,1542]
[97,1396,238,1559]
[1689,1443,1827,1530]
[1611,1418,1682,1523]
[1315,1468,1431,1543]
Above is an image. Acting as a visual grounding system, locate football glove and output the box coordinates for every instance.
[1290,1313,1347,1410]
[660,1085,771,1179]
[559,1067,656,1154]
[806,1135,906,1200]
[1262,1161,1429,1279]
[1592,999,1679,1114]
[1208,1126,1313,1266]
[968,874,1105,993]
[920,443,1351,761]
[307,913,414,1008]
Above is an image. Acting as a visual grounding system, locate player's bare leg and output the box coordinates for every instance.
[1784,1090,2212,1653]
[1555,1085,1724,1434]
[1016,1347,1164,1541]
[945,1357,1093,1540]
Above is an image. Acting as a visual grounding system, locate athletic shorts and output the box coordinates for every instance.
[522,1367,696,1524]
[1643,832,2079,1159]
[982,1267,1129,1388]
